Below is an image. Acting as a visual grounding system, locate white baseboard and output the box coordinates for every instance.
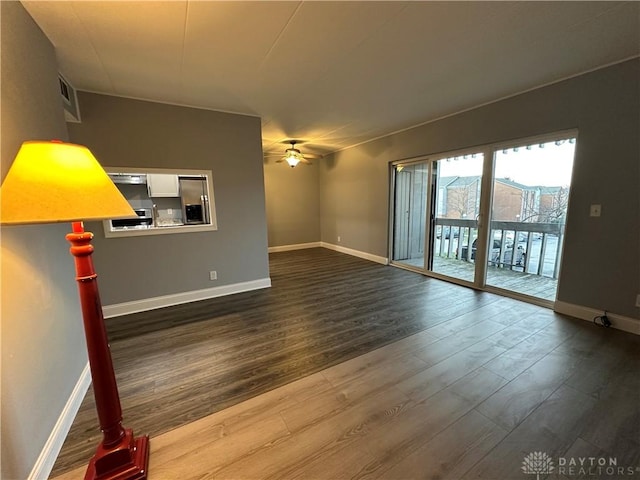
[554,301,640,335]
[102,278,272,318]
[29,363,91,480]
[268,242,321,253]
[320,242,389,265]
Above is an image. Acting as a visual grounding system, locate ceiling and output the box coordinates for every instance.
[22,1,640,158]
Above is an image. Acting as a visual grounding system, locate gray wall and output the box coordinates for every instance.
[263,158,320,247]
[0,3,86,479]
[320,145,390,253]
[68,92,270,306]
[320,59,640,319]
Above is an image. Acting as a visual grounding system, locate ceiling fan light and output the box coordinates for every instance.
[283,142,305,167]
[285,154,300,168]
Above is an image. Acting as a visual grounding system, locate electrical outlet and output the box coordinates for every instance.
[209,270,217,281]
[337,236,341,243]
[589,204,601,217]
[636,294,640,308]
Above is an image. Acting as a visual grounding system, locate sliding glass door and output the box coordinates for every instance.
[390,152,487,286]
[485,138,576,301]
[389,131,577,305]
[428,153,485,284]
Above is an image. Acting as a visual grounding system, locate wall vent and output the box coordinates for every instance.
[58,73,81,123]
[59,76,71,104]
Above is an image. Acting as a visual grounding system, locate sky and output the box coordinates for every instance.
[438,139,576,187]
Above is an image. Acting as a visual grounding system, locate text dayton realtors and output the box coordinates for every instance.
[558,456,638,477]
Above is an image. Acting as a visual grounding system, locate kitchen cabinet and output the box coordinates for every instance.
[147,174,179,197]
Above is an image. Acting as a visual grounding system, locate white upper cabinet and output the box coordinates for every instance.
[147,174,180,197]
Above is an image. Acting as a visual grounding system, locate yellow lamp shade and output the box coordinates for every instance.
[0,141,136,225]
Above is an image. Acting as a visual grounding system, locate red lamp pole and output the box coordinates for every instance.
[67,221,149,480]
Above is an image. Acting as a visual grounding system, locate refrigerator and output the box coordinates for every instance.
[179,177,209,224]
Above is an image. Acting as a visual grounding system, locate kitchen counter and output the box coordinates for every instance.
[104,221,216,238]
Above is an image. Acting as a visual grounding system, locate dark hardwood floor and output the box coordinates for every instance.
[51,248,640,479]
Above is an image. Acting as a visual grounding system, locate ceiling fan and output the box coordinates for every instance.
[273,141,321,168]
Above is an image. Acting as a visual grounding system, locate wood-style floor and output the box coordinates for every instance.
[52,248,640,479]
[403,256,558,301]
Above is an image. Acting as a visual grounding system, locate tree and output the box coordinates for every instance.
[519,187,570,223]
[446,183,478,219]
[521,189,540,222]
[538,187,569,223]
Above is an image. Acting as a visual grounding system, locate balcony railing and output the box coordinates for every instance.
[434,218,565,279]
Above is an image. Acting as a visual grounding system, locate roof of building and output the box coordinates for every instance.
[439,175,481,188]
[495,177,535,190]
[438,176,565,192]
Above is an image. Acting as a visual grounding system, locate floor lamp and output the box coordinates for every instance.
[1,141,150,480]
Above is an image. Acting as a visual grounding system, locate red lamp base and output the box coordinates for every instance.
[84,429,149,480]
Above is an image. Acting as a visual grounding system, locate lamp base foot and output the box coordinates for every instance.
[84,429,149,480]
